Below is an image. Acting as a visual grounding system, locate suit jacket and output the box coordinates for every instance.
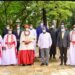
[57,30,70,48]
[13,29,22,41]
[49,28,57,45]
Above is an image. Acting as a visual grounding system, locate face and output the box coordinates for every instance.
[42,28,46,33]
[26,28,29,31]
[30,25,33,29]
[73,25,75,30]
[6,25,10,30]
[8,30,12,34]
[17,26,20,29]
[61,28,65,32]
[40,23,43,28]
[61,25,65,29]
[52,25,55,29]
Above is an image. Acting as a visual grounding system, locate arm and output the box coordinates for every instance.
[49,33,52,47]
[13,35,17,48]
[20,31,25,44]
[38,34,41,48]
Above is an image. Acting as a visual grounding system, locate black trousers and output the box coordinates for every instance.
[17,41,20,51]
[59,47,67,64]
[50,44,56,58]
[39,48,41,58]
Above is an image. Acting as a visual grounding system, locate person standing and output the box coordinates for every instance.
[67,25,75,65]
[57,26,70,65]
[18,24,35,66]
[49,25,57,59]
[36,22,49,58]
[2,28,17,65]
[13,25,22,51]
[38,27,52,66]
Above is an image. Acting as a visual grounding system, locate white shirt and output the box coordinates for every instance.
[38,32,52,49]
[17,29,20,35]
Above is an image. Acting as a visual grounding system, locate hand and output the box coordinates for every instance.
[2,47,6,50]
[25,41,31,44]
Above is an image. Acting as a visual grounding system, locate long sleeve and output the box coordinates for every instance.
[49,33,52,47]
[38,34,41,48]
[20,31,25,45]
[13,35,17,47]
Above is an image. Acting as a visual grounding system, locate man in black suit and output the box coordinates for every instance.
[13,25,22,51]
[57,26,70,65]
[49,25,57,59]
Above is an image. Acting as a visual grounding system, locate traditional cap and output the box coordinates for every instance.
[24,24,30,28]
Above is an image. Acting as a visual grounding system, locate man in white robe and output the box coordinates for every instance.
[18,24,35,65]
[2,29,17,65]
[38,27,52,66]
[67,25,75,65]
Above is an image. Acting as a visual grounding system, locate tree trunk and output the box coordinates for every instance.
[42,8,47,26]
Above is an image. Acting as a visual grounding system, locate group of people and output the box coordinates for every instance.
[0,22,75,66]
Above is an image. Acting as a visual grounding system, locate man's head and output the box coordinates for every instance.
[61,23,65,29]
[73,24,75,30]
[51,25,55,29]
[6,25,10,30]
[8,28,12,34]
[30,24,33,30]
[16,24,20,30]
[24,24,30,31]
[42,27,46,33]
[40,22,44,28]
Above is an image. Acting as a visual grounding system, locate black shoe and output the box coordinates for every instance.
[45,63,48,66]
[53,56,56,59]
[40,63,44,66]
[64,63,67,66]
[60,63,63,65]
[22,64,25,66]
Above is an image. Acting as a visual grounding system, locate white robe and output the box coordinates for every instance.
[67,30,75,65]
[2,34,17,65]
[19,31,34,50]
[30,29,37,55]
[0,35,3,65]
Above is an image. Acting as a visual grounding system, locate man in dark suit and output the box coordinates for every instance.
[57,26,70,65]
[13,25,22,51]
[49,25,57,59]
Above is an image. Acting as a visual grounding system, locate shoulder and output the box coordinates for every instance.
[4,34,8,38]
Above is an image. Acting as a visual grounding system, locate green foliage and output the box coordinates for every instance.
[0,1,75,35]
